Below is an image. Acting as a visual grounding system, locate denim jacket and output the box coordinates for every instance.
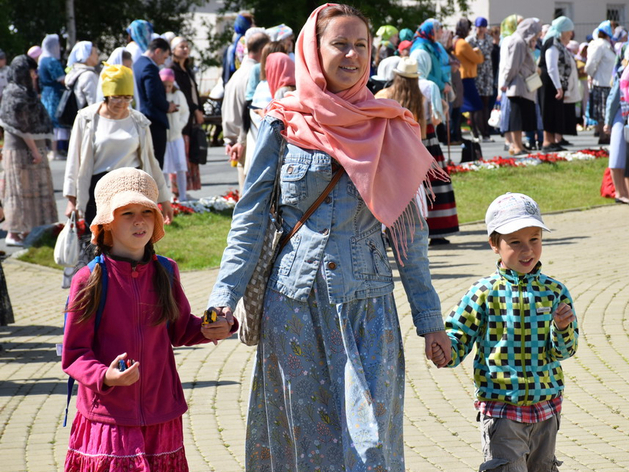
[208,116,444,336]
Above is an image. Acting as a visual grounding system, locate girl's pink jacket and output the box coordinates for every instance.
[62,256,211,426]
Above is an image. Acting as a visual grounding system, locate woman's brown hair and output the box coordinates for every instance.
[70,230,180,326]
[259,41,287,81]
[315,4,371,46]
[388,74,427,137]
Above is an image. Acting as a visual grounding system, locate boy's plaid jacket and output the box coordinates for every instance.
[445,261,578,406]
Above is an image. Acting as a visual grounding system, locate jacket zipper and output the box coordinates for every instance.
[518,280,529,403]
[131,263,146,426]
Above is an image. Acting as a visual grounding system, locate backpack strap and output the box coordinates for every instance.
[64,255,107,427]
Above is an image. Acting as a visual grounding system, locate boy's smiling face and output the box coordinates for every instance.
[489,226,543,274]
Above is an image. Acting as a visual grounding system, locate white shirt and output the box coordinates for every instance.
[93,115,141,174]
[585,38,616,87]
[126,42,143,64]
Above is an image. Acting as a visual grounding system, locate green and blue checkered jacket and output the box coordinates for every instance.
[445,261,578,406]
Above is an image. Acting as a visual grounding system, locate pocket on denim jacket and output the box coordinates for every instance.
[350,226,393,281]
[280,161,308,204]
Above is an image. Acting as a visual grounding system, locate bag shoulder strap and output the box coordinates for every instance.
[66,68,89,91]
[63,254,106,427]
[279,165,344,251]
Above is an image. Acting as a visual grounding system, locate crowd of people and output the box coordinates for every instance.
[0,20,211,250]
[3,4,627,471]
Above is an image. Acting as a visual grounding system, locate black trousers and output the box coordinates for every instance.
[150,122,168,169]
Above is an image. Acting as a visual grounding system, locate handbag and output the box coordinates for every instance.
[460,138,483,163]
[600,167,615,198]
[525,72,542,93]
[188,125,208,165]
[623,124,629,143]
[234,148,344,347]
[54,211,80,268]
[487,106,501,128]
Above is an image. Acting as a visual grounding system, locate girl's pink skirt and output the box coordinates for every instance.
[64,413,188,471]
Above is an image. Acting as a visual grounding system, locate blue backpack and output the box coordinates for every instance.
[61,254,174,426]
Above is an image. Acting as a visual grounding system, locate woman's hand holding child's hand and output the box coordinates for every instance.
[553,302,575,330]
[201,306,235,343]
[424,330,452,368]
[104,353,140,387]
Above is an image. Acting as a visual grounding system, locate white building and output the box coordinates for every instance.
[441,0,628,41]
[187,1,234,96]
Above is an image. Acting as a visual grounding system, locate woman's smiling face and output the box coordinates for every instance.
[318,15,370,93]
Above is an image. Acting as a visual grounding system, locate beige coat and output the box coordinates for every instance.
[63,102,171,214]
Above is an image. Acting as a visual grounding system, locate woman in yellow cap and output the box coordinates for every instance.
[62,63,173,286]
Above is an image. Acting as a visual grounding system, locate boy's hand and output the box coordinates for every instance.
[104,353,140,387]
[553,302,575,330]
[424,330,452,368]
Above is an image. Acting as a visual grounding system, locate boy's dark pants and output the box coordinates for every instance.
[479,414,561,472]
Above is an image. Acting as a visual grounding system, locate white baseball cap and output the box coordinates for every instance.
[485,193,550,236]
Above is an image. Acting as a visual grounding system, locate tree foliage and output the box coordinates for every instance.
[0,0,202,60]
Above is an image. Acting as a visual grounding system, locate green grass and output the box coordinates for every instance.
[17,232,61,270]
[17,211,234,272]
[17,158,613,271]
[451,157,612,223]
[155,211,233,270]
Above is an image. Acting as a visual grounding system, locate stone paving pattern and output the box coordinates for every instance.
[0,204,627,471]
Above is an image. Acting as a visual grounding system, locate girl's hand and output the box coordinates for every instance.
[201,306,234,343]
[104,353,140,387]
[553,303,575,330]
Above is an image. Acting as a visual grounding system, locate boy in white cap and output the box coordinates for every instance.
[434,193,578,472]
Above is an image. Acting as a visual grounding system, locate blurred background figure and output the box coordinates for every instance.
[169,36,204,195]
[467,17,495,142]
[126,19,154,63]
[38,34,67,160]
[0,55,57,247]
[586,20,615,144]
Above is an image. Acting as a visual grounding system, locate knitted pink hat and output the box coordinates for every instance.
[90,168,165,244]
[159,68,175,82]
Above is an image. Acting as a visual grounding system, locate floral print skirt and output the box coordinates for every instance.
[246,269,406,472]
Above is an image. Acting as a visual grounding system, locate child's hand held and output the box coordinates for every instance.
[553,302,575,330]
[104,353,140,387]
[201,307,234,343]
[430,342,448,368]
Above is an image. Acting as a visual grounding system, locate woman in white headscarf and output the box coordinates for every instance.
[38,34,68,159]
[65,41,99,110]
[95,47,133,102]
[539,16,576,152]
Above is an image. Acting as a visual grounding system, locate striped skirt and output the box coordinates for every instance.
[423,125,459,238]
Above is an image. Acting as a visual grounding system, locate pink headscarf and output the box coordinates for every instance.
[266,52,295,98]
[267,4,444,251]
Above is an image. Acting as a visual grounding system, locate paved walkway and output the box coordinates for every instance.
[0,204,628,471]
